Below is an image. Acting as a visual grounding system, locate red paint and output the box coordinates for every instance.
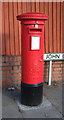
[17,13,48,85]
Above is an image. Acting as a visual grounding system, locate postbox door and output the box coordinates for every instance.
[21,24,44,85]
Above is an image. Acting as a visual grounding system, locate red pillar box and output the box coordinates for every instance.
[17,13,48,106]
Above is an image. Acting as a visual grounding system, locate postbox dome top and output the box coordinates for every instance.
[17,12,48,20]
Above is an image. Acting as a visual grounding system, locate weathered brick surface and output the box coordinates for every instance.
[0,56,63,87]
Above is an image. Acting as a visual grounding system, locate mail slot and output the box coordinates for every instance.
[29,28,42,33]
[17,13,48,106]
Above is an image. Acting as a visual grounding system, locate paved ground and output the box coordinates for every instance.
[2,84,64,119]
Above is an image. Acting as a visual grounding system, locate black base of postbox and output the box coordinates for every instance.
[21,82,43,106]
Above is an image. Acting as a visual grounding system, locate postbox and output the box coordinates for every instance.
[17,13,48,106]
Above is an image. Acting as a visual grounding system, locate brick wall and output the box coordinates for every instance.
[1,55,64,88]
[2,55,21,87]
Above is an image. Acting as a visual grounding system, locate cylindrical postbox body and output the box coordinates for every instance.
[17,13,48,106]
